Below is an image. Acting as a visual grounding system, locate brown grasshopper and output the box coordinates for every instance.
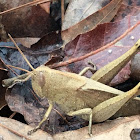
[2,34,140,136]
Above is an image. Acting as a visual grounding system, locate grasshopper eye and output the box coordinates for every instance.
[38,72,45,88]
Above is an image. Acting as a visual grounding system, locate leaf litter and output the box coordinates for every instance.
[0,0,140,139]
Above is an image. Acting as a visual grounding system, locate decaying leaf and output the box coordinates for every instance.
[0,60,7,110]
[130,128,140,140]
[53,115,140,140]
[63,46,132,86]
[62,0,123,45]
[62,0,111,30]
[38,1,51,13]
[14,38,40,48]
[0,0,140,138]
[113,0,140,21]
[131,53,140,81]
[0,0,58,41]
[0,116,53,140]
[0,31,63,77]
[56,12,140,86]
[0,83,7,110]
[1,115,140,140]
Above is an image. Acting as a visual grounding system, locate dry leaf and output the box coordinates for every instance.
[0,72,7,110]
[114,1,140,21]
[0,0,58,40]
[0,116,53,140]
[1,114,140,140]
[59,12,140,85]
[62,0,111,30]
[131,53,140,81]
[14,38,40,48]
[39,1,51,13]
[130,128,140,140]
[62,0,123,45]
[53,115,140,140]
[0,61,7,110]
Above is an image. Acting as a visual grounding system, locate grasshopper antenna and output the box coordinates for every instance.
[7,65,32,73]
[8,34,35,71]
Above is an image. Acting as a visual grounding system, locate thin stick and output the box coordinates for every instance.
[8,34,35,71]
[53,108,70,125]
[0,123,31,140]
[0,57,18,76]
[28,88,40,103]
[0,46,17,49]
[0,0,51,16]
[7,65,31,73]
[9,112,16,119]
[61,0,65,24]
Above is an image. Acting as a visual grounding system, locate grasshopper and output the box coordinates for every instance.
[2,34,140,136]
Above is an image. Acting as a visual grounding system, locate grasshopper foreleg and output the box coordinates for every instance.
[28,100,53,135]
[67,108,93,136]
[14,74,31,83]
[5,74,31,88]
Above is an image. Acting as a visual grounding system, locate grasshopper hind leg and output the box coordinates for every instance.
[67,108,93,136]
[28,100,53,135]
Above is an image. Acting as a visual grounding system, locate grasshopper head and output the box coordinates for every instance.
[31,65,49,98]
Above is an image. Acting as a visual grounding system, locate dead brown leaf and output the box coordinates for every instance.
[39,1,51,13]
[0,71,7,110]
[130,128,140,140]
[131,53,140,81]
[1,0,140,138]
[62,0,123,45]
[0,116,53,140]
[0,59,7,110]
[0,0,58,41]
[14,38,40,48]
[62,0,111,30]
[53,115,140,140]
[113,0,140,21]
[53,12,140,86]
[1,115,140,140]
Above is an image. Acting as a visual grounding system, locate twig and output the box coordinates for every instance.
[28,87,41,103]
[0,0,51,16]
[0,46,17,49]
[0,123,31,140]
[7,65,31,73]
[9,112,16,119]
[53,108,70,125]
[61,0,65,24]
[0,57,18,76]
[50,20,140,68]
